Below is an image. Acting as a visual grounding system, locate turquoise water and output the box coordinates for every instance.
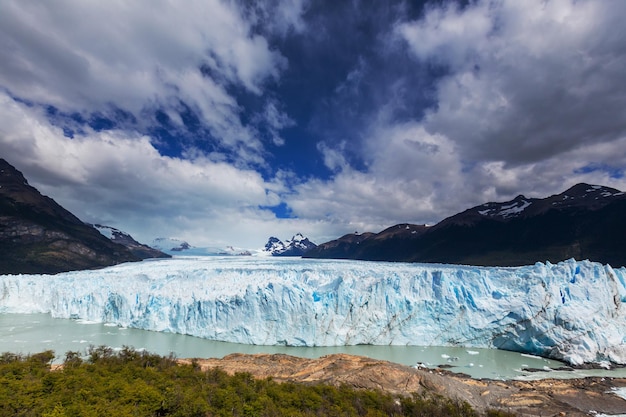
[3,313,626,380]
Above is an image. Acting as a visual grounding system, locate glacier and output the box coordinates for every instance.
[1,257,626,366]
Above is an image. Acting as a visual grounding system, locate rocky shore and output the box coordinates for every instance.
[182,353,626,417]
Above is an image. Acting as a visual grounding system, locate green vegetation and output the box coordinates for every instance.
[0,347,516,417]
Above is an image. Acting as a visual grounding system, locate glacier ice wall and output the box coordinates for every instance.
[1,257,626,366]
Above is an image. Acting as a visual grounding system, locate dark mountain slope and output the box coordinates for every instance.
[305,184,626,267]
[0,159,140,274]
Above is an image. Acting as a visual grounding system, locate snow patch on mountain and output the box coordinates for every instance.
[1,257,625,366]
[94,224,115,240]
[478,197,532,219]
[499,200,532,217]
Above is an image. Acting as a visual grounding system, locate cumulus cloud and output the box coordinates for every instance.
[0,92,285,246]
[242,0,309,37]
[398,0,626,165]
[0,0,291,163]
[289,122,464,227]
[257,100,295,146]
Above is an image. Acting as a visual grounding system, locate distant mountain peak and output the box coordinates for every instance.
[151,237,193,252]
[263,234,317,256]
[264,236,282,252]
[559,183,624,200]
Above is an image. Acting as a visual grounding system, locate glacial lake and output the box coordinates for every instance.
[3,313,626,381]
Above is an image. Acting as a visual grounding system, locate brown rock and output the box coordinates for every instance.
[183,353,626,417]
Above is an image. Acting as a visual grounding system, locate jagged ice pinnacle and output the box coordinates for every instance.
[1,257,625,366]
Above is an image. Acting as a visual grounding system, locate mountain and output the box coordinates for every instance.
[151,237,193,253]
[263,233,317,256]
[0,159,140,274]
[2,257,625,367]
[93,224,170,259]
[151,237,252,256]
[305,183,626,267]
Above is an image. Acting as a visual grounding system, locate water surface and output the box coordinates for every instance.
[3,313,626,380]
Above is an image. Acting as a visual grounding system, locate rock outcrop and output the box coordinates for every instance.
[186,353,626,417]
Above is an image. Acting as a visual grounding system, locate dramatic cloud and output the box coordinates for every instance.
[287,0,626,229]
[399,0,626,165]
[0,0,295,164]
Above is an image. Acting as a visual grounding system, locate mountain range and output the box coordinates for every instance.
[150,237,252,256]
[305,183,626,267]
[3,153,625,271]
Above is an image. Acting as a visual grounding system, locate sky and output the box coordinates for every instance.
[1,0,626,249]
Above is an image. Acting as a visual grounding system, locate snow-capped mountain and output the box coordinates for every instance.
[93,225,170,259]
[151,237,193,253]
[307,183,626,267]
[1,257,625,367]
[263,233,317,256]
[264,237,284,254]
[151,237,251,256]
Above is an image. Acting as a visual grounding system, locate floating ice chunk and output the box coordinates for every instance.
[521,353,542,360]
[75,319,100,325]
[591,414,626,417]
[611,387,626,401]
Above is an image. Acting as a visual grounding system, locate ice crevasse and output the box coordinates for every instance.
[1,257,626,367]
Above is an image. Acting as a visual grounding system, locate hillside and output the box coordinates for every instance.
[0,159,140,274]
[305,184,626,266]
